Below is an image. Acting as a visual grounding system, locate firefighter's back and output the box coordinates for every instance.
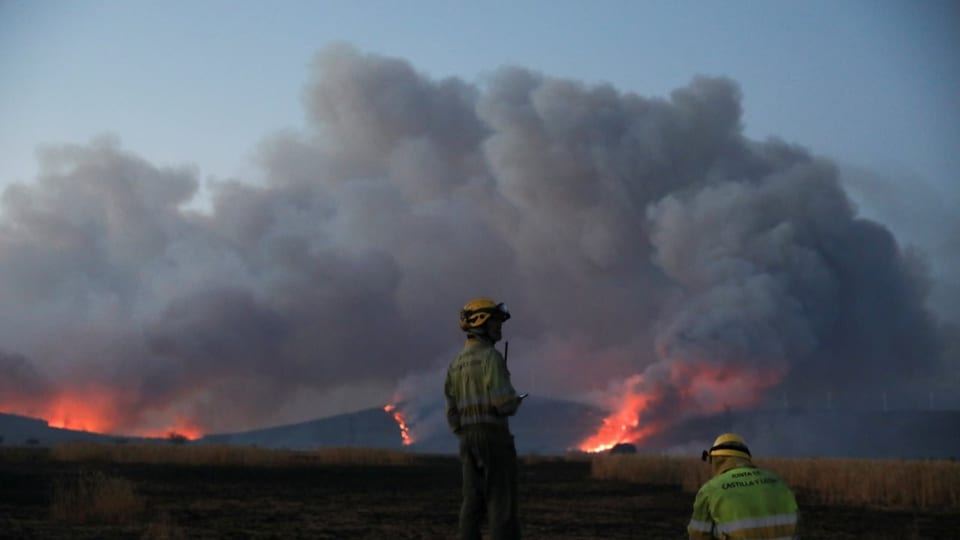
[703,466,798,539]
[448,340,511,430]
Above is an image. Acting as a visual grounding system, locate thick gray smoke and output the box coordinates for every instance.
[0,44,953,434]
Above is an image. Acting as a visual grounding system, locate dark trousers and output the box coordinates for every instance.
[458,426,520,540]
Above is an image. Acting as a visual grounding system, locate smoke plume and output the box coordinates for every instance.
[0,44,952,435]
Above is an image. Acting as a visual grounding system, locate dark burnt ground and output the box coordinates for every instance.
[0,449,956,539]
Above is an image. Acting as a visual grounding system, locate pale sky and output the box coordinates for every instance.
[3,0,957,189]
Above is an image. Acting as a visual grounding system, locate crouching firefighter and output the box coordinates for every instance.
[688,433,799,540]
[445,297,525,540]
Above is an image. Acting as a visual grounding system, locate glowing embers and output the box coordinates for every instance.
[137,416,205,441]
[383,403,414,446]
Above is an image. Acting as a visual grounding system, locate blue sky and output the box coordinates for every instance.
[3,0,957,191]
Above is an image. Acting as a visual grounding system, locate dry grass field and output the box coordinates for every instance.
[591,454,960,511]
[50,442,417,467]
[0,444,957,539]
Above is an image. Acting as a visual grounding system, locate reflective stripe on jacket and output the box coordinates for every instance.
[688,465,799,540]
[445,338,519,432]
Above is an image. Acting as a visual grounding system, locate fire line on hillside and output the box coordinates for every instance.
[0,389,204,440]
[384,403,414,446]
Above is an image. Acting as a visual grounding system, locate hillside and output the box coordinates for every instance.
[4,401,958,459]
[0,413,126,446]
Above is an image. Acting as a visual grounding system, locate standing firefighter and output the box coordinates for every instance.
[445,297,524,540]
[688,433,799,540]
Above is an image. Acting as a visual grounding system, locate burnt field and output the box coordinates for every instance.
[1,447,956,539]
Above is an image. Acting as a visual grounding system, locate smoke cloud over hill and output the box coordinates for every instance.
[0,44,953,436]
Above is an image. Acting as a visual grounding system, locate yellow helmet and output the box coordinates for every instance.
[701,433,752,462]
[459,297,511,331]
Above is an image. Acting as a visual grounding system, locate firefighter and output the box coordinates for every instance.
[445,297,524,540]
[688,433,799,540]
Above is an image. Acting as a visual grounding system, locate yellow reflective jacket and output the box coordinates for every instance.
[444,337,519,433]
[688,463,799,540]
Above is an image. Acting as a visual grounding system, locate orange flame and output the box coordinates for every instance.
[43,389,121,433]
[0,386,205,440]
[383,404,414,446]
[578,375,664,453]
[578,363,784,453]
